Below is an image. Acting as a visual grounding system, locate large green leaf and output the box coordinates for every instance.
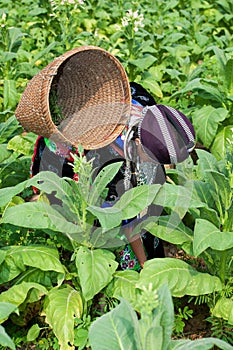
[0,171,79,219]
[7,27,25,52]
[204,170,231,211]
[0,251,6,266]
[195,83,225,104]
[129,54,157,70]
[0,252,25,284]
[153,182,205,214]
[171,78,203,97]
[211,46,227,75]
[1,201,81,238]
[88,161,123,205]
[0,325,15,350]
[0,144,11,163]
[138,258,222,297]
[0,176,35,207]
[0,302,18,323]
[0,245,65,285]
[212,297,233,325]
[89,298,140,350]
[0,282,47,306]
[144,217,193,248]
[169,337,233,350]
[192,106,227,148]
[29,171,81,213]
[75,247,118,301]
[211,126,233,160]
[3,80,21,110]
[195,149,219,178]
[14,267,62,288]
[193,219,233,256]
[7,134,36,156]
[2,245,65,273]
[87,205,122,230]
[141,77,163,98]
[114,184,161,219]
[198,207,220,228]
[89,226,123,249]
[0,116,21,144]
[44,285,83,350]
[193,180,217,209]
[157,284,174,350]
[225,58,233,94]
[113,270,140,308]
[192,181,221,226]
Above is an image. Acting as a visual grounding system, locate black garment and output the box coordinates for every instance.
[32,137,75,178]
[130,82,156,107]
[130,81,165,259]
[32,82,165,260]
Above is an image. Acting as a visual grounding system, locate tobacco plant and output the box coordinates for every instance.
[120,142,233,328]
[0,150,163,349]
[0,145,232,348]
[1,0,233,347]
[89,284,233,350]
[0,115,36,189]
[171,47,233,159]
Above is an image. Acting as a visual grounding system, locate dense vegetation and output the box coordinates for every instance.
[0,0,233,349]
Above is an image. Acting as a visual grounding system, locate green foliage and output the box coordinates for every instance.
[173,305,193,336]
[0,130,232,348]
[206,316,233,345]
[136,145,233,331]
[0,116,36,189]
[89,284,233,350]
[0,302,18,350]
[0,153,164,348]
[0,325,15,350]
[75,247,118,301]
[1,0,233,347]
[44,285,83,350]
[114,258,222,298]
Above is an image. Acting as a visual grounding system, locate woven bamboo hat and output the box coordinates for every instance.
[15,46,131,149]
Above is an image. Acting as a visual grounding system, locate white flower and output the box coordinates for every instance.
[121,8,144,31]
[2,12,7,21]
[127,9,133,17]
[133,10,139,19]
[122,17,129,27]
[60,0,84,4]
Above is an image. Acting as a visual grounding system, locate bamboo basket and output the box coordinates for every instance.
[15,46,131,149]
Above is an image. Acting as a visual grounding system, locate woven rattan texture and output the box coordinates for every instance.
[15,46,131,149]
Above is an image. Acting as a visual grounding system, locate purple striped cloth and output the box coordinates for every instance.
[139,105,195,164]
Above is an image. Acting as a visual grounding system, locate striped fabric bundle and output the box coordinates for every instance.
[138,104,195,164]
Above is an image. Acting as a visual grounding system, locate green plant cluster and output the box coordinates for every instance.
[0,0,233,349]
[1,0,233,159]
[0,141,232,349]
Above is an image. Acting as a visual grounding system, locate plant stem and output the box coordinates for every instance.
[219,250,227,283]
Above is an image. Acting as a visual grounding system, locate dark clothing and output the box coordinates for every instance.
[31,136,165,269]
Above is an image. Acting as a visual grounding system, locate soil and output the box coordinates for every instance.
[183,300,212,339]
[163,241,213,340]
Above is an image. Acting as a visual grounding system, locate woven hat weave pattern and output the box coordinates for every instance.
[15,46,131,149]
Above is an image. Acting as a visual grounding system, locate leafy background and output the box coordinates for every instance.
[0,0,233,349]
[1,0,233,161]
